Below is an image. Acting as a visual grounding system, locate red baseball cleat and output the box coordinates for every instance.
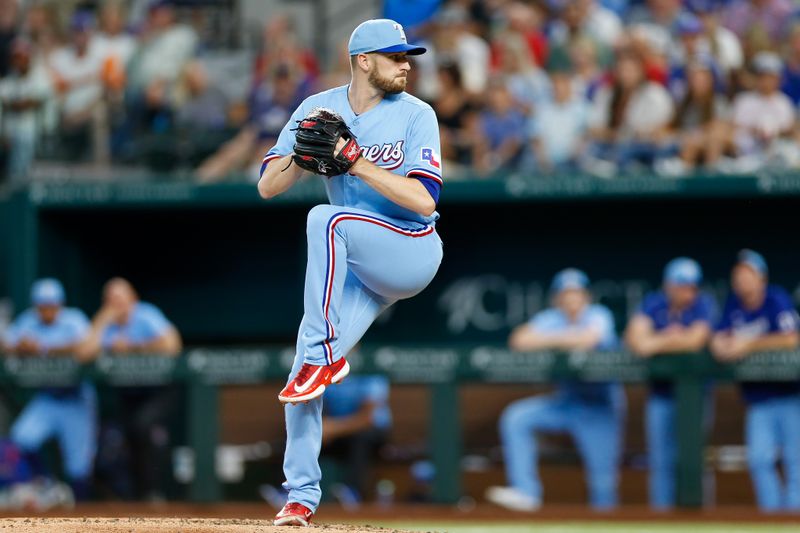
[273,501,314,526]
[278,357,350,403]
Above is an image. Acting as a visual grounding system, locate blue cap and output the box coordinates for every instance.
[348,19,426,56]
[550,268,590,293]
[31,278,65,306]
[664,257,703,286]
[737,249,768,276]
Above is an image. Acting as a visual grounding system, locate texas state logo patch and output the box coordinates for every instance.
[421,147,441,169]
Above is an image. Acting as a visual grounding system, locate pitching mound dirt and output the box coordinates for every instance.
[0,517,417,533]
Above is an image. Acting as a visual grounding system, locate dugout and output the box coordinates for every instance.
[1,174,800,507]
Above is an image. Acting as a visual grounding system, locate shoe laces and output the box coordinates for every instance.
[283,502,308,514]
[294,363,317,383]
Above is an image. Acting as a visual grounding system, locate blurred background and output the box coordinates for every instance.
[1,0,800,526]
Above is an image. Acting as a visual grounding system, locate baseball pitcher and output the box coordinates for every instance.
[257,19,443,526]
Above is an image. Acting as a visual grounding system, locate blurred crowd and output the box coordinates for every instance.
[3,0,800,184]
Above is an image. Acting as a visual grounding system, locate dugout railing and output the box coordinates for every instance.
[2,346,799,507]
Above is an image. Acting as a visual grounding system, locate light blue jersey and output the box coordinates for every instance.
[528,304,618,402]
[529,304,617,350]
[4,307,89,352]
[263,85,443,225]
[100,302,173,349]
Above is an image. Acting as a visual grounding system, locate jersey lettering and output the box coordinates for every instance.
[360,140,405,170]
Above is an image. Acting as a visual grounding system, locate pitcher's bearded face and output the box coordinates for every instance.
[367,52,410,94]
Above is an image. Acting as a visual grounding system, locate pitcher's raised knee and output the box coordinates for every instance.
[306,204,341,235]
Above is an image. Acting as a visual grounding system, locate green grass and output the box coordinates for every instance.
[369,523,800,533]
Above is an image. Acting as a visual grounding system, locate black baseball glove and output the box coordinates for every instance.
[291,107,362,177]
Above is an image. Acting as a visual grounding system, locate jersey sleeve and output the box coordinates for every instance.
[61,310,91,346]
[769,287,800,334]
[259,99,309,176]
[637,293,661,320]
[404,106,443,204]
[529,309,559,332]
[588,306,617,349]
[3,312,32,347]
[138,304,173,341]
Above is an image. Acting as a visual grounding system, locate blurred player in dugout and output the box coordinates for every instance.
[711,250,800,512]
[320,368,391,505]
[625,257,716,510]
[76,277,182,501]
[486,269,625,511]
[1,279,95,501]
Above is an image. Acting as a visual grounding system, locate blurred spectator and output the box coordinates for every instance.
[318,39,354,92]
[690,0,744,86]
[95,0,138,90]
[251,14,318,92]
[48,11,108,164]
[485,269,625,511]
[495,1,549,69]
[525,68,589,174]
[196,64,304,182]
[78,277,181,502]
[168,61,231,168]
[431,4,490,96]
[567,36,606,99]
[473,77,527,176]
[492,32,551,115]
[129,0,197,109]
[729,52,796,172]
[626,25,671,85]
[780,23,800,105]
[669,13,706,75]
[657,57,730,176]
[0,38,53,183]
[721,0,793,50]
[585,49,673,175]
[0,0,19,78]
[321,373,392,504]
[548,0,624,51]
[431,62,478,173]
[711,250,800,512]
[23,3,63,63]
[1,279,95,502]
[625,258,715,510]
[174,60,229,129]
[627,0,687,32]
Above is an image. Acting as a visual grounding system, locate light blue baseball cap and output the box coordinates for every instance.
[550,268,590,293]
[31,278,65,306]
[737,249,768,277]
[348,19,426,56]
[663,257,703,286]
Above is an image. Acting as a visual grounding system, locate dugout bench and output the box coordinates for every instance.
[2,346,799,508]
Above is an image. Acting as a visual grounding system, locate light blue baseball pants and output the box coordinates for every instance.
[283,204,443,511]
[499,386,626,509]
[11,382,97,481]
[745,395,800,512]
